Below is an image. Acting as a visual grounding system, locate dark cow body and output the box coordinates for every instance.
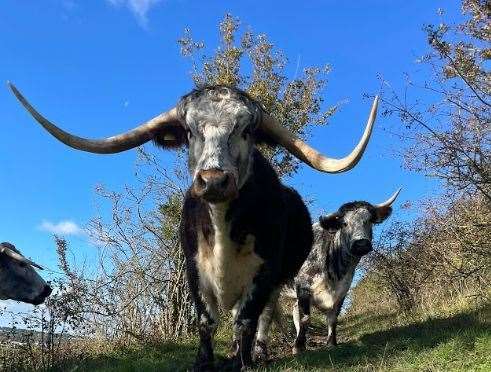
[181,150,312,370]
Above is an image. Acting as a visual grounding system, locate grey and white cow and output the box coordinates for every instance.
[0,242,52,305]
[291,189,401,353]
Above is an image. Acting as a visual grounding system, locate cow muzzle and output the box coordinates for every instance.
[30,285,53,305]
[192,169,238,203]
[350,239,372,257]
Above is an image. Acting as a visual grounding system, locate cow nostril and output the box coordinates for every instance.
[193,170,238,202]
[351,239,372,256]
[220,173,230,189]
[196,173,207,190]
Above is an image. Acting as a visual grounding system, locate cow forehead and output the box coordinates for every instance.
[343,208,372,224]
[180,86,258,133]
[186,100,253,133]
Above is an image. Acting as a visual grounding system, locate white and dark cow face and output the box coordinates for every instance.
[319,202,393,257]
[154,86,261,204]
[0,243,52,305]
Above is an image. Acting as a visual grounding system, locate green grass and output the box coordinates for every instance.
[265,304,490,371]
[64,303,490,372]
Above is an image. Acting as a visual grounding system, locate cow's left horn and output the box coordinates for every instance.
[375,187,402,208]
[8,82,180,154]
[260,96,378,173]
[0,244,44,270]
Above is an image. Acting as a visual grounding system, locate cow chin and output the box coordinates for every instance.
[199,188,239,204]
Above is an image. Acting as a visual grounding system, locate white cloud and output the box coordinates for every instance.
[107,0,162,27]
[38,220,83,236]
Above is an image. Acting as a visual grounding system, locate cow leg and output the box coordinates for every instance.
[185,260,218,371]
[231,265,277,370]
[327,296,345,347]
[194,291,219,371]
[292,285,311,354]
[254,289,280,362]
[228,305,240,358]
[325,309,337,347]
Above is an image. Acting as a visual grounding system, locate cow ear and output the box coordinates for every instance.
[373,206,392,224]
[153,124,187,149]
[319,214,342,233]
[253,126,278,147]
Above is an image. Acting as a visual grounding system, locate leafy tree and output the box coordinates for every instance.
[179,13,335,177]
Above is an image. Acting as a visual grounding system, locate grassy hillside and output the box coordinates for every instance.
[65,302,490,372]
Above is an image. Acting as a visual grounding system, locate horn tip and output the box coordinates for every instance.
[7,81,20,96]
[373,95,380,108]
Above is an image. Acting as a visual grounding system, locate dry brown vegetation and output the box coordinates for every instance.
[349,0,490,319]
[350,194,490,316]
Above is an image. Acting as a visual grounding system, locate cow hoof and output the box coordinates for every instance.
[292,344,306,355]
[192,363,215,372]
[218,358,251,372]
[326,339,338,348]
[227,340,239,359]
[193,358,215,372]
[254,340,268,362]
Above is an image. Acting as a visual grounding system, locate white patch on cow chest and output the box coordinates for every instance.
[311,270,355,311]
[195,204,264,311]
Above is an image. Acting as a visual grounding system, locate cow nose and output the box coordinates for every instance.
[31,285,52,305]
[43,285,53,298]
[351,239,372,256]
[192,169,238,202]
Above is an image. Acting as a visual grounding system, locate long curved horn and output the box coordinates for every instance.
[375,187,402,208]
[0,244,44,270]
[261,96,379,173]
[8,82,180,154]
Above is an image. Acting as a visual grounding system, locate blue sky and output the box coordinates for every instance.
[0,1,462,314]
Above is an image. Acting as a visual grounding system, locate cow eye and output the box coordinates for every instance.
[339,220,347,228]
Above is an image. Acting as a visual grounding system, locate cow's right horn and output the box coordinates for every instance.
[8,82,181,154]
[375,188,402,208]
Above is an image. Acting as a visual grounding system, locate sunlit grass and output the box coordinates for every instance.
[62,303,490,372]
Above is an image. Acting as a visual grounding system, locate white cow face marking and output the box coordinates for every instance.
[319,202,381,257]
[341,208,373,256]
[178,87,260,203]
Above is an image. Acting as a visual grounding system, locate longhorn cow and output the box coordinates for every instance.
[9,83,378,370]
